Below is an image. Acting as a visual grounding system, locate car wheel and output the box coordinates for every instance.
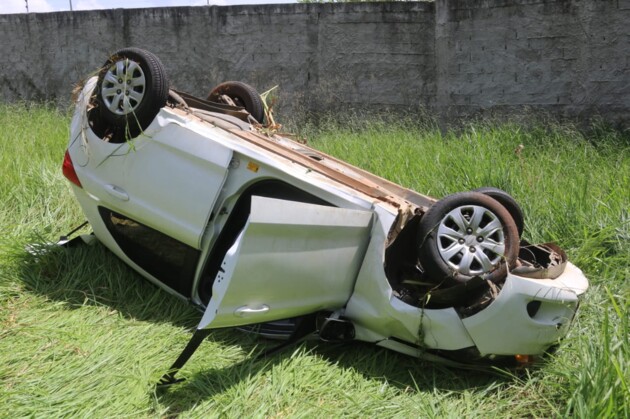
[473,187,524,236]
[95,48,169,140]
[207,81,265,123]
[417,192,519,285]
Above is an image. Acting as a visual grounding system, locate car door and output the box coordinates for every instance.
[84,120,233,249]
[74,118,233,296]
[197,196,374,330]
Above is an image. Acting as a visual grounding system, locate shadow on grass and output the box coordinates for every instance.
[156,340,514,415]
[12,238,514,413]
[12,238,201,328]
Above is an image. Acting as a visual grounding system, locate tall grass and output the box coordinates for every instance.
[1,104,628,417]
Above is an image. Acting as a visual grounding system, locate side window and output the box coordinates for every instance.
[99,207,200,297]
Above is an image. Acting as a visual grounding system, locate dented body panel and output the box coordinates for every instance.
[199,196,373,329]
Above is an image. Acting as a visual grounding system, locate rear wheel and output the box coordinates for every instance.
[473,187,524,236]
[207,81,265,123]
[95,48,169,141]
[417,192,519,285]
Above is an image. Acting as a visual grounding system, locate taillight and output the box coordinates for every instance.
[62,150,82,188]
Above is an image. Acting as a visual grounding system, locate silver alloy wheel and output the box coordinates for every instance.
[100,59,146,116]
[436,205,506,276]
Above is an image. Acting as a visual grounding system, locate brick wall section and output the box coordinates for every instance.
[0,1,628,124]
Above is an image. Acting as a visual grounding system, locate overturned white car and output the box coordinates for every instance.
[62,48,588,383]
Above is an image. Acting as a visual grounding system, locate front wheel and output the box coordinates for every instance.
[417,192,519,285]
[207,81,265,124]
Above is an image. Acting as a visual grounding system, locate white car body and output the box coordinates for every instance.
[65,75,588,370]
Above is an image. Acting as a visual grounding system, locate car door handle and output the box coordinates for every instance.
[234,305,269,317]
[104,184,129,201]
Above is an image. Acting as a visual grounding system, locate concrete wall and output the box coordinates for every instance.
[0,1,628,124]
[435,0,630,123]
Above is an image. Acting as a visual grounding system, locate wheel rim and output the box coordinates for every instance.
[436,205,506,276]
[101,58,146,116]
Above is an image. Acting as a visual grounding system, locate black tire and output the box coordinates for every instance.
[95,48,169,141]
[207,81,265,123]
[473,187,525,236]
[417,192,519,286]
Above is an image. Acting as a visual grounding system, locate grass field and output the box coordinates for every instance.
[1,104,628,417]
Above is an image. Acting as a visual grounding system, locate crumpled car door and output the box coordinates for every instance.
[199,196,374,329]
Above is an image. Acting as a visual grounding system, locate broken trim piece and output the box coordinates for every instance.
[513,242,567,279]
[157,328,212,387]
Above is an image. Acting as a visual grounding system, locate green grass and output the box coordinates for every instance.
[1,104,628,417]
